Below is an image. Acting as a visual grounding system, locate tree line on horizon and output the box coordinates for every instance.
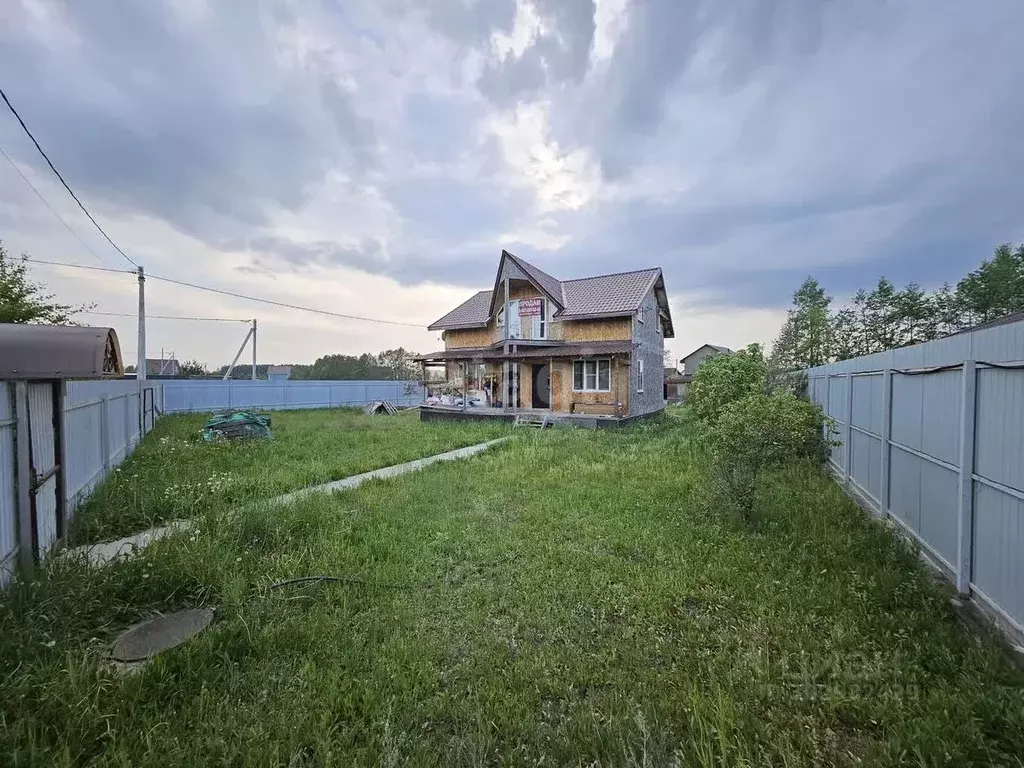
[769,242,1024,370]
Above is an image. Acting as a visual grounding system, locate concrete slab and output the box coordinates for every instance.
[267,437,509,506]
[62,520,195,567]
[64,437,508,567]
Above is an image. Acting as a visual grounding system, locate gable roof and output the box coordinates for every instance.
[505,251,564,307]
[428,290,492,330]
[681,344,732,361]
[428,252,674,337]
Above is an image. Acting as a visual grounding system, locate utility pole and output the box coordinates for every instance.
[251,318,257,380]
[137,266,146,381]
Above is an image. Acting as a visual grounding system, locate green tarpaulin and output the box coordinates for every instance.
[202,411,273,441]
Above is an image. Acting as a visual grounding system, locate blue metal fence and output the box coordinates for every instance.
[159,379,423,414]
[806,318,1024,638]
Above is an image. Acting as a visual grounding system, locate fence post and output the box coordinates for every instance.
[880,369,892,517]
[956,360,977,596]
[99,396,111,475]
[14,382,33,574]
[123,393,131,455]
[844,372,853,485]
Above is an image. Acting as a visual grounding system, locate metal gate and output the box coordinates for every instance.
[25,381,63,558]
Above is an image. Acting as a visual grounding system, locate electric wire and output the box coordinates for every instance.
[0,145,110,267]
[0,86,140,268]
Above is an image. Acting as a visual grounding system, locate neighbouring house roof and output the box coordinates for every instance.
[267,365,292,375]
[681,343,732,361]
[428,251,673,336]
[145,358,181,376]
[415,340,635,362]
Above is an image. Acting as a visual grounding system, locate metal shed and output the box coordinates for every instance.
[0,324,124,575]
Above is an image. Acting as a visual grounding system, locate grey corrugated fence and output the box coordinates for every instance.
[805,318,1024,637]
[2,378,421,584]
[0,380,160,585]
[158,379,423,413]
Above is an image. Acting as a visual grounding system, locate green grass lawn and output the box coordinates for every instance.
[3,414,1023,765]
[70,408,508,545]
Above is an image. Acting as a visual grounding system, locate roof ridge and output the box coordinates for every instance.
[562,266,661,283]
[503,250,569,305]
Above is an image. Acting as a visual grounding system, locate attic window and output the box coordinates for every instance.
[497,307,505,327]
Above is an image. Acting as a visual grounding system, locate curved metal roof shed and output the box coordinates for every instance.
[0,325,123,379]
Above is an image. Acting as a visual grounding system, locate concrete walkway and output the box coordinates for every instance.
[267,437,508,506]
[64,437,508,567]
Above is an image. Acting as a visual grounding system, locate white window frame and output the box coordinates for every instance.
[572,358,611,393]
[534,298,547,339]
[637,358,645,393]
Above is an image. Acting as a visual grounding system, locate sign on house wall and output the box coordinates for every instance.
[519,298,543,316]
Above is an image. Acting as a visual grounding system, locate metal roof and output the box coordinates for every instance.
[0,324,124,379]
[505,251,565,307]
[428,253,672,335]
[428,290,493,331]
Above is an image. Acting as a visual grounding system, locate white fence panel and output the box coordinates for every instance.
[159,379,424,413]
[64,380,159,510]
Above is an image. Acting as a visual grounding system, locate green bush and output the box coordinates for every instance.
[686,345,767,424]
[704,392,829,516]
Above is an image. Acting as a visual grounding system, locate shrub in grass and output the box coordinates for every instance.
[704,392,829,516]
[686,345,767,425]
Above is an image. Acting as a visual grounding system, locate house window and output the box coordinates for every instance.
[535,298,547,339]
[637,358,645,393]
[497,307,505,327]
[573,359,611,392]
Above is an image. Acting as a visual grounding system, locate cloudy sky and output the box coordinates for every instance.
[2,0,1022,368]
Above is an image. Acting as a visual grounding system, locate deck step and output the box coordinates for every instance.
[513,413,551,429]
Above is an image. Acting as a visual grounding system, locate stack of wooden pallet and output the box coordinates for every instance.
[364,400,399,415]
[513,413,550,429]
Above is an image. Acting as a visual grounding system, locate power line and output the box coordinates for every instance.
[24,257,135,276]
[21,257,428,328]
[0,86,140,269]
[0,145,109,267]
[146,272,427,328]
[84,310,250,323]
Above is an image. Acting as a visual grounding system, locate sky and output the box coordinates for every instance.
[1,0,1022,369]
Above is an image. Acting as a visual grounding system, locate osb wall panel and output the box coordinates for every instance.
[518,362,533,408]
[445,325,497,349]
[550,359,629,414]
[556,317,632,342]
[509,283,545,301]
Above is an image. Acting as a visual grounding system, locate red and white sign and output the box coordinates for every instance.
[518,298,543,317]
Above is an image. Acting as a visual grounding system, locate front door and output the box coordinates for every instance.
[531,364,550,408]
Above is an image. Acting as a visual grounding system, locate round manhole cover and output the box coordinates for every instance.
[111,608,215,662]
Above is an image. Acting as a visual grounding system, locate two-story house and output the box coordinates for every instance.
[417,250,673,423]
